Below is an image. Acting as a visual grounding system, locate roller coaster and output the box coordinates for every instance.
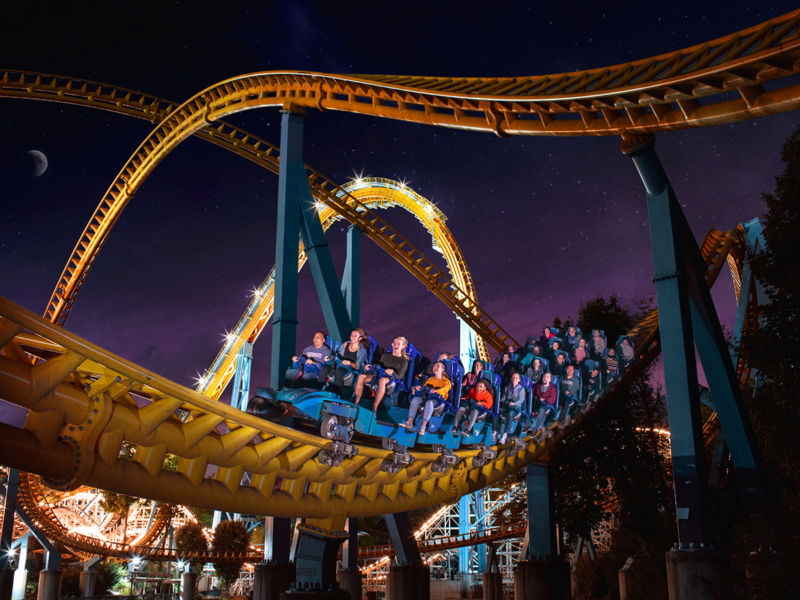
[0,8,792,590]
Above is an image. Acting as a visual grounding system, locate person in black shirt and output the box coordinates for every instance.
[354,336,410,411]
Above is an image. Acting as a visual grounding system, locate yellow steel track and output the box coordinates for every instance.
[0,228,740,523]
[0,72,516,357]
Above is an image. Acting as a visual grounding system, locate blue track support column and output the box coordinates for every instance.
[526,463,555,559]
[459,318,479,372]
[285,519,348,598]
[341,226,360,327]
[385,512,429,600]
[458,494,470,572]
[231,341,254,412]
[270,108,306,389]
[730,219,767,366]
[514,463,572,600]
[624,134,710,546]
[624,134,765,541]
[298,189,352,342]
[254,517,295,600]
[336,518,361,600]
[474,491,486,573]
[515,463,570,599]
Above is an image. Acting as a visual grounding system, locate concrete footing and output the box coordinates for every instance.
[255,563,297,600]
[387,564,430,600]
[666,548,727,600]
[180,572,196,600]
[79,570,95,598]
[483,571,503,600]
[513,559,570,600]
[36,571,60,600]
[336,569,361,600]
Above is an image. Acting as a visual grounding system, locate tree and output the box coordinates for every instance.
[175,521,209,576]
[725,124,800,598]
[211,519,249,594]
[98,491,139,543]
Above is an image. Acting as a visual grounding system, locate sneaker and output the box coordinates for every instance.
[499,433,508,445]
[451,428,459,435]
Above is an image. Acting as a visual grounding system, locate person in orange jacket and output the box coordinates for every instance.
[451,378,494,435]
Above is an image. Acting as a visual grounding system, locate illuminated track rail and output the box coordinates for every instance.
[357,522,527,559]
[1,14,796,341]
[0,72,515,359]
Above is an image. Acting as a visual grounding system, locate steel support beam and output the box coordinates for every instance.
[385,512,422,566]
[731,219,768,365]
[290,518,346,593]
[264,516,292,564]
[0,469,19,571]
[341,226,361,327]
[271,109,305,388]
[526,463,556,559]
[298,186,352,342]
[341,518,358,571]
[459,318,479,372]
[624,134,764,545]
[231,341,254,412]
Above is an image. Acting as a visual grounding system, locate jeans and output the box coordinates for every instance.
[501,402,525,435]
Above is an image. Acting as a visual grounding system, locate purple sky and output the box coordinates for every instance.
[1,2,797,400]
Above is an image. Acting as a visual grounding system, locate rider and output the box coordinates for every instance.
[402,360,452,433]
[285,331,330,386]
[353,336,410,411]
[319,328,368,393]
[498,372,525,444]
[452,378,494,436]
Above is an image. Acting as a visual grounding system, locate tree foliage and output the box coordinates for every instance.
[211,519,249,592]
[98,492,140,543]
[725,124,800,597]
[175,521,209,575]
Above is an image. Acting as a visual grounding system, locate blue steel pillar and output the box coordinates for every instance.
[624,133,709,546]
[515,463,570,599]
[298,190,352,342]
[270,109,305,389]
[526,463,556,559]
[459,318,479,372]
[231,341,254,412]
[624,134,764,546]
[385,512,429,599]
[341,226,360,327]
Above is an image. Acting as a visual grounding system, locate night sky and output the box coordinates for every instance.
[1,1,798,400]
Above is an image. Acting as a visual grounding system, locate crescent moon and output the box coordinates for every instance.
[26,150,48,177]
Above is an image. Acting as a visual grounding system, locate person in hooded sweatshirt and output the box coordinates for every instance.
[285,331,331,385]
